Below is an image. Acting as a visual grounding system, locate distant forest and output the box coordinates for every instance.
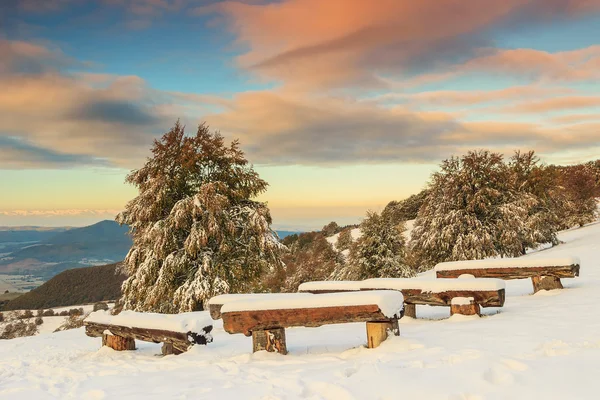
[3,263,126,311]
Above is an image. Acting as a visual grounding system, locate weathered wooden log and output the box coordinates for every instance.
[85,322,212,354]
[450,300,480,316]
[531,276,563,293]
[399,289,504,308]
[222,305,398,336]
[436,264,579,280]
[403,303,417,318]
[252,328,287,354]
[366,320,398,348]
[102,334,136,351]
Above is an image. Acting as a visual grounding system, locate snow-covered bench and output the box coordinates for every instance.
[218,291,404,354]
[84,310,213,355]
[434,256,580,293]
[208,293,274,320]
[298,278,505,317]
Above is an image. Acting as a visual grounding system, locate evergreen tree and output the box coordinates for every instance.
[116,121,282,313]
[409,150,533,269]
[555,164,598,228]
[508,150,560,253]
[382,188,430,225]
[336,228,353,251]
[343,211,414,280]
[321,221,340,237]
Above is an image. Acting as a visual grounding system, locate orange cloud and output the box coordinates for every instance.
[201,0,600,89]
[499,96,600,114]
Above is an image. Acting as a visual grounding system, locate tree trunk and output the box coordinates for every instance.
[252,328,287,354]
[531,276,563,293]
[450,301,480,317]
[366,319,398,349]
[403,303,417,318]
[102,334,135,351]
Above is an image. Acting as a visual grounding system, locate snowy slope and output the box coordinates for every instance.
[327,219,415,252]
[1,223,600,399]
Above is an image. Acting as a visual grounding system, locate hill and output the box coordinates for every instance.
[0,221,132,279]
[2,263,126,311]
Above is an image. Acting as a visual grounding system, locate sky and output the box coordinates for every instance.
[1,0,600,230]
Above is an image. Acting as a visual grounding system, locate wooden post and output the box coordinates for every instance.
[403,303,416,318]
[252,328,287,354]
[531,276,563,293]
[102,334,135,351]
[366,319,398,349]
[161,342,184,355]
[450,300,480,316]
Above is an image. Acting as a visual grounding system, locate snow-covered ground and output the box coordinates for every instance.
[1,223,600,399]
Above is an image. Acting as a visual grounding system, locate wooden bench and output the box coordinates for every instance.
[84,310,213,355]
[217,291,404,354]
[298,278,505,318]
[434,256,580,293]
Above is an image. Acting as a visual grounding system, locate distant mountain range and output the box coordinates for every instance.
[0,221,132,279]
[0,221,300,282]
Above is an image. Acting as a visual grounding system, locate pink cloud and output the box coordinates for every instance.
[201,0,600,89]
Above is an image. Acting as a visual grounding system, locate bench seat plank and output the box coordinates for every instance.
[85,322,193,353]
[223,304,395,336]
[434,256,580,279]
[84,310,213,354]
[298,278,505,308]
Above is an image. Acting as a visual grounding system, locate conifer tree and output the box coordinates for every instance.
[555,164,598,228]
[336,228,353,251]
[343,211,414,280]
[116,121,282,313]
[409,150,533,269]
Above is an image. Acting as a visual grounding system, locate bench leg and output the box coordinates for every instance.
[161,342,185,355]
[366,319,399,349]
[252,328,287,355]
[102,334,135,351]
[531,276,563,293]
[404,303,416,318]
[450,301,480,317]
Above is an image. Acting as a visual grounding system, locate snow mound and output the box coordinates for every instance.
[220,291,404,318]
[434,256,580,271]
[85,310,212,333]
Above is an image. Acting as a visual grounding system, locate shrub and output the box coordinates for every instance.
[0,312,3,322]
[35,316,44,325]
[37,309,44,317]
[18,310,34,319]
[68,308,84,317]
[0,320,37,339]
[54,315,85,332]
[59,311,69,316]
[93,302,109,312]
[111,300,124,315]
[42,309,55,317]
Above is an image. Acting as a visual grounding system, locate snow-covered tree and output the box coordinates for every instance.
[555,164,598,228]
[116,122,283,313]
[382,188,430,225]
[336,228,353,251]
[341,211,414,280]
[508,151,560,253]
[321,221,340,237]
[410,150,537,269]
